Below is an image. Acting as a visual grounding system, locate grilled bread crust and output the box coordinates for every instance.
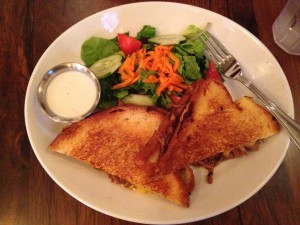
[49,105,194,207]
[158,79,280,175]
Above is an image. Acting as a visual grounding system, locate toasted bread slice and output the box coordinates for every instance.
[49,105,194,207]
[158,78,280,175]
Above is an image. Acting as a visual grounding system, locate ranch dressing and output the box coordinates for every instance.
[46,71,98,118]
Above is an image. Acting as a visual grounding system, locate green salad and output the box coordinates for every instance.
[80,24,218,110]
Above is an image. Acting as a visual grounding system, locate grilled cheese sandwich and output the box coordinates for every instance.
[49,105,195,207]
[157,78,280,175]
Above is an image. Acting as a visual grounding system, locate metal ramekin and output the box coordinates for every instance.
[37,62,101,123]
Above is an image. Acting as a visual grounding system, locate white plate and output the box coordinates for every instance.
[25,2,293,224]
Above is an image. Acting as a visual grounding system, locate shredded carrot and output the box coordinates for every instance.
[167,52,180,72]
[142,75,159,83]
[112,78,134,89]
[112,45,188,96]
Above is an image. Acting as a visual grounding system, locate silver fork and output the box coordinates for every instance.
[200,31,300,149]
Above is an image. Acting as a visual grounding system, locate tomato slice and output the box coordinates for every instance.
[117,33,142,56]
[206,61,222,81]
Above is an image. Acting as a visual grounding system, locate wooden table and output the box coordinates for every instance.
[1,0,299,224]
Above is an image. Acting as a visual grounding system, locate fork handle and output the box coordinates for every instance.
[236,75,300,149]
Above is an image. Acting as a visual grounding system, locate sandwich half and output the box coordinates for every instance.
[157,78,280,175]
[48,105,194,207]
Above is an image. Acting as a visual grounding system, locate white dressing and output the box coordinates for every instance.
[46,71,98,118]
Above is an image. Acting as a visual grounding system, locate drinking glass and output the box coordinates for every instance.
[272,0,300,55]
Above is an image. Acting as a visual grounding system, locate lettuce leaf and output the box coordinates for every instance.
[182,55,201,83]
[173,36,206,82]
[182,24,202,39]
[132,68,157,95]
[177,39,205,57]
[158,93,172,109]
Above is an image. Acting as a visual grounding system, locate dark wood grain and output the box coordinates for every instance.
[1,0,299,225]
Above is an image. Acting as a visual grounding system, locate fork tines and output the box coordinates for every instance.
[200,31,237,75]
[200,31,232,65]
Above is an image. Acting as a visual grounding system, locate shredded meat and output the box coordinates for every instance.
[108,174,132,188]
[244,140,262,151]
[193,141,262,184]
[224,146,248,159]
[192,154,222,184]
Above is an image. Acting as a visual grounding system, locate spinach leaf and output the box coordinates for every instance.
[136,25,156,41]
[197,55,209,78]
[98,74,120,109]
[81,37,120,67]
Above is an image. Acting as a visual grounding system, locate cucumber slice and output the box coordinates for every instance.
[90,54,122,79]
[123,94,154,106]
[148,35,186,45]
